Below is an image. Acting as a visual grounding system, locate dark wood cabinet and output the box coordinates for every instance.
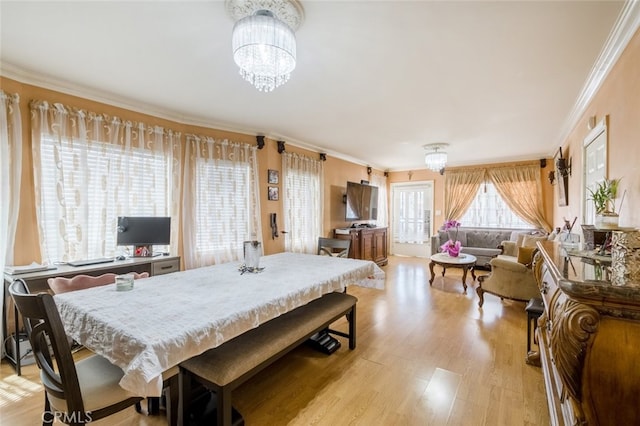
[334,227,388,266]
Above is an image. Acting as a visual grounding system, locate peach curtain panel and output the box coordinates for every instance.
[487,164,551,232]
[444,168,484,221]
[182,135,262,269]
[1,91,22,271]
[30,100,181,263]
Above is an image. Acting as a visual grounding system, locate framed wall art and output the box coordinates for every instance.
[268,186,279,201]
[268,169,279,184]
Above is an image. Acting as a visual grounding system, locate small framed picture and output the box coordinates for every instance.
[268,186,279,201]
[268,169,279,184]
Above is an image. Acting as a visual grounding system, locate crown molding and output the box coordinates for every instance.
[0,62,380,169]
[555,0,640,153]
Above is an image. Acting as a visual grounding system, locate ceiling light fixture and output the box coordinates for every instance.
[226,0,304,92]
[423,143,449,172]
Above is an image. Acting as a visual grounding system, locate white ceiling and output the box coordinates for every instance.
[1,1,636,171]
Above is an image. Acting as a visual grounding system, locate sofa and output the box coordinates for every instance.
[430,227,541,268]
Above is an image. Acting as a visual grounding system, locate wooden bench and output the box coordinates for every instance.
[178,291,358,426]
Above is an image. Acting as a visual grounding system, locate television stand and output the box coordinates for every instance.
[334,226,388,266]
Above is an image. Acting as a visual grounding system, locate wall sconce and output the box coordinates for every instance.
[277,141,286,154]
[367,166,372,175]
[548,147,571,184]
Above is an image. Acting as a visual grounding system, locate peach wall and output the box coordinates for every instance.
[554,27,640,230]
[0,76,375,263]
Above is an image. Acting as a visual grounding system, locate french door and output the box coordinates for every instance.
[390,181,434,257]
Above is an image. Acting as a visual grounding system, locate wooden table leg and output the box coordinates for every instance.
[470,266,476,281]
[461,267,468,292]
[429,261,436,286]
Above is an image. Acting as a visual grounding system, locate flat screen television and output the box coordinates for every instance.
[345,181,378,221]
[117,216,171,256]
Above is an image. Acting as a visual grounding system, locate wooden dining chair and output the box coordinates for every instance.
[317,237,351,258]
[47,272,149,294]
[9,278,144,426]
[44,271,175,420]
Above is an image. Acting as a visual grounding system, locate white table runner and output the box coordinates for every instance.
[54,252,384,396]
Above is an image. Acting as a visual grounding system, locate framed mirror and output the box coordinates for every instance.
[582,116,608,225]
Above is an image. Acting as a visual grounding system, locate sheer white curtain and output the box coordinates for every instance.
[282,152,323,253]
[370,172,388,227]
[30,101,181,263]
[1,91,22,355]
[0,91,22,269]
[182,136,262,269]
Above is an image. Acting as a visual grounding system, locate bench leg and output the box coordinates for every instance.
[178,368,192,426]
[166,375,179,426]
[217,385,233,426]
[348,306,356,350]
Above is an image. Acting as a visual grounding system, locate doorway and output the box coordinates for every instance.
[390,181,434,257]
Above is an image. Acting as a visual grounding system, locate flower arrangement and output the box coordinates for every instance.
[440,220,462,257]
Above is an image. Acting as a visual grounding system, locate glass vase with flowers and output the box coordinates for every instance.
[440,220,462,257]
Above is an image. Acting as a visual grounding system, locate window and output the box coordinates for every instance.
[460,182,532,229]
[38,135,172,262]
[193,159,253,255]
[282,152,323,254]
[182,137,261,269]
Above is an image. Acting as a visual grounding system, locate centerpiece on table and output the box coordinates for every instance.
[440,220,462,257]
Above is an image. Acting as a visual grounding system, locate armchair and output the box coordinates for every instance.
[476,248,540,307]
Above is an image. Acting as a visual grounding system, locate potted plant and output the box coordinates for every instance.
[588,178,621,229]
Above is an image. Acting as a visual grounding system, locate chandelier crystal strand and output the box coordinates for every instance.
[232,10,297,92]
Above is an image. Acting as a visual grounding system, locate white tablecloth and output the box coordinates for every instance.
[54,252,384,396]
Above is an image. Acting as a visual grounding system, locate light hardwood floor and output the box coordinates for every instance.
[0,255,549,425]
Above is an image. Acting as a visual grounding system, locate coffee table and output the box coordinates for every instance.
[429,252,477,292]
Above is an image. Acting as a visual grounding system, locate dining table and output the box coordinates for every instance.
[54,252,384,396]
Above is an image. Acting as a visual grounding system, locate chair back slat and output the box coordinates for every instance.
[47,271,149,294]
[318,237,351,258]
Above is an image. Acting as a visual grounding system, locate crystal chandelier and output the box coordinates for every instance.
[424,143,449,172]
[227,0,304,92]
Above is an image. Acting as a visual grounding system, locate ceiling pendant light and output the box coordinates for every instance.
[226,0,304,92]
[424,143,449,172]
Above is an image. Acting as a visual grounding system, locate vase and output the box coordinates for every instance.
[441,240,461,257]
[596,211,619,229]
[243,240,262,270]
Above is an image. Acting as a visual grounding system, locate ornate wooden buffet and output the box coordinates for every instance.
[532,241,640,425]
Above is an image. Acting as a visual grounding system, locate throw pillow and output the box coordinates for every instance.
[517,246,537,265]
[522,234,547,248]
